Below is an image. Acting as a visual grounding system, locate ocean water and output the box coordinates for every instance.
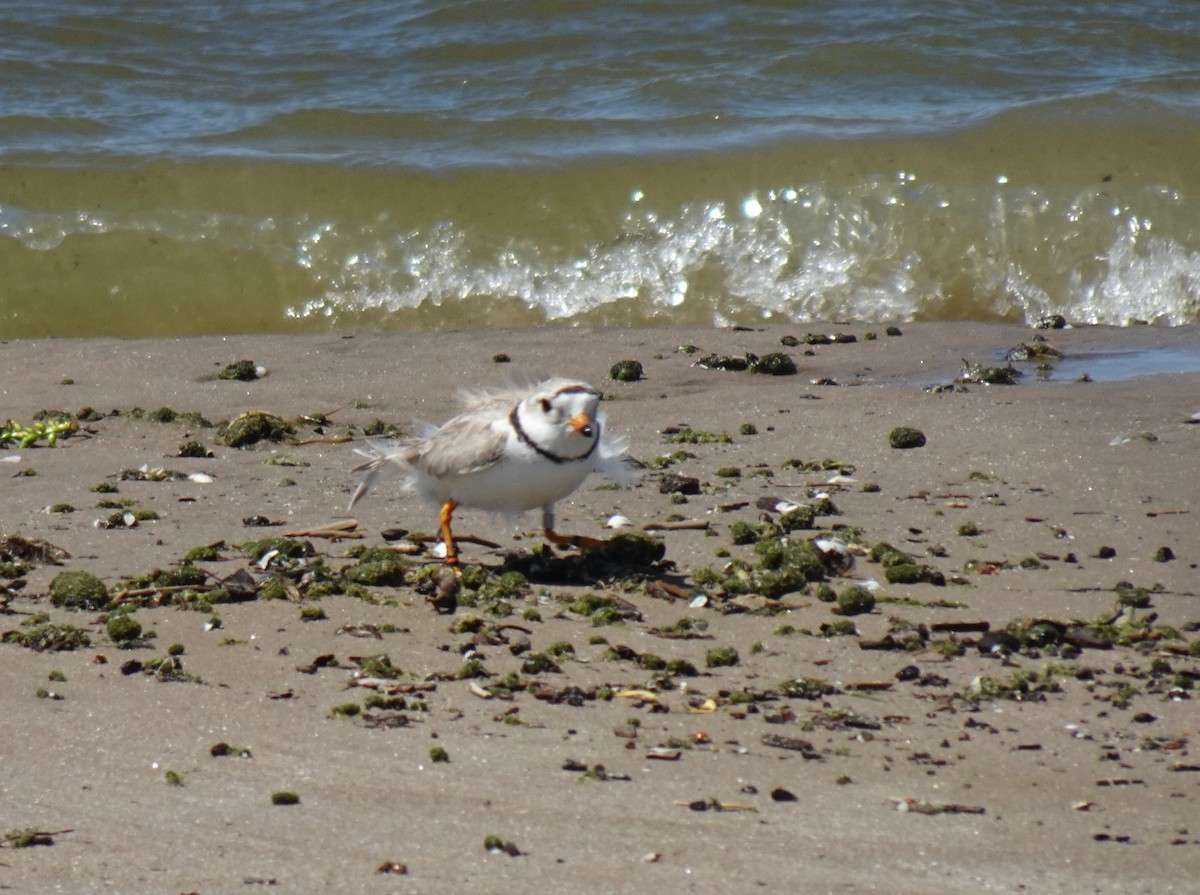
[1,0,1199,338]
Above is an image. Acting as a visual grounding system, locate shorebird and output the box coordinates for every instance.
[349,378,631,565]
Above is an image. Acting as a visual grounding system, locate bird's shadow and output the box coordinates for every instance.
[497,531,670,587]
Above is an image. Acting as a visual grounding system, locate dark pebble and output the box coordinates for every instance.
[1132,712,1157,724]
[770,787,798,802]
[895,665,921,682]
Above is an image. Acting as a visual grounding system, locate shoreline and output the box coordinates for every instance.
[3,321,1199,893]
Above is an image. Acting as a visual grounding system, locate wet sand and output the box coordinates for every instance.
[2,322,1199,894]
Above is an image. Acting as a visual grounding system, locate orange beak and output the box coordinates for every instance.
[568,412,594,438]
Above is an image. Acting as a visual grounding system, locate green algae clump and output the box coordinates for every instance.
[218,360,259,381]
[835,585,876,616]
[889,427,926,449]
[49,571,109,610]
[106,613,143,643]
[609,360,644,382]
[219,411,294,448]
[748,352,797,376]
[705,645,740,668]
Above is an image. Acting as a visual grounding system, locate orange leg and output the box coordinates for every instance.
[439,498,460,566]
[541,505,604,552]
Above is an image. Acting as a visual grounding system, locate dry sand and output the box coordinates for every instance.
[2,322,1198,894]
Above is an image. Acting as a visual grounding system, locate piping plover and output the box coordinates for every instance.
[350,378,632,565]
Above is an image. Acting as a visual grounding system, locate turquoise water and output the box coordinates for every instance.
[1,1,1199,336]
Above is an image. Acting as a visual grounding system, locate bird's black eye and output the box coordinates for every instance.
[539,398,552,413]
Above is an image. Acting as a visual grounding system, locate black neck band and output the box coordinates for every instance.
[510,406,599,465]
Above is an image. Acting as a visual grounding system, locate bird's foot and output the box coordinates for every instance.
[544,529,607,552]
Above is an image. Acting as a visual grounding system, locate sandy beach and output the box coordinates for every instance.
[2,322,1198,894]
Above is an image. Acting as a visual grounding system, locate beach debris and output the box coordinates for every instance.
[649,615,709,638]
[105,612,142,644]
[1,828,73,848]
[694,353,749,371]
[281,519,363,541]
[1,535,69,566]
[0,418,78,448]
[1035,314,1069,329]
[761,734,821,759]
[1005,338,1062,363]
[414,563,460,613]
[49,571,109,610]
[219,410,295,447]
[376,861,408,875]
[210,742,253,758]
[617,689,659,704]
[835,585,876,616]
[647,748,683,761]
[749,352,797,375]
[483,835,521,856]
[218,359,262,381]
[178,440,215,458]
[658,472,701,495]
[959,359,1021,385]
[270,791,300,806]
[643,580,695,604]
[705,645,739,667]
[1151,546,1175,562]
[502,531,665,586]
[893,798,986,815]
[2,620,91,652]
[676,797,757,812]
[888,427,926,449]
[662,426,732,444]
[609,359,644,382]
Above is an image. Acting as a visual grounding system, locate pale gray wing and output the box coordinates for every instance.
[413,403,511,479]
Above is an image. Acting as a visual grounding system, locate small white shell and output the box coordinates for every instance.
[186,472,214,484]
[430,541,448,559]
[605,514,632,529]
[689,594,708,609]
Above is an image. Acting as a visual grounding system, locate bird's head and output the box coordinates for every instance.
[516,379,602,460]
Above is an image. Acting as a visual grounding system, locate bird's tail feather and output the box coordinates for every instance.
[347,438,403,511]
